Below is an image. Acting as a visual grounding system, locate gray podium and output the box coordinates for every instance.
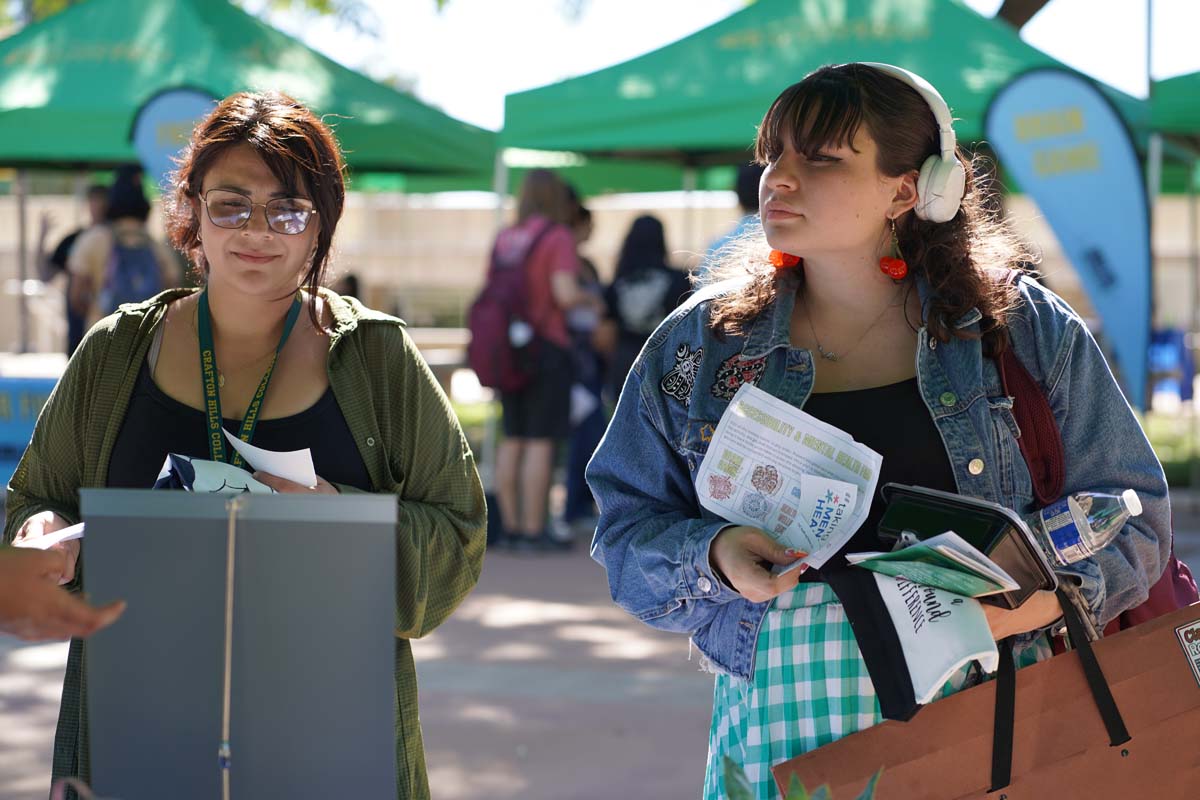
[80,489,398,799]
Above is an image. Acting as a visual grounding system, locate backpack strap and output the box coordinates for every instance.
[997,346,1065,505]
[995,271,1066,505]
[486,218,556,310]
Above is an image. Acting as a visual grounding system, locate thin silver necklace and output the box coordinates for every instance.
[801,286,904,362]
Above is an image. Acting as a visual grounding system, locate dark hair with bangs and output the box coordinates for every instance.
[708,63,1033,354]
[164,90,346,329]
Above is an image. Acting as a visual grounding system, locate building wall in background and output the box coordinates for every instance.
[0,192,1194,351]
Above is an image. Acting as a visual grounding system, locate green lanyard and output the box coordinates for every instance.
[197,289,303,467]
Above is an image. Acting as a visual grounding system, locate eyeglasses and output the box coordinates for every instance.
[200,189,318,235]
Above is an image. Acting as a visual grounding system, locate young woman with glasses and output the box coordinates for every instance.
[4,91,486,800]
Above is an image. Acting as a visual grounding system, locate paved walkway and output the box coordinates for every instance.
[3,500,1200,800]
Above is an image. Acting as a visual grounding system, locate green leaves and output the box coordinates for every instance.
[722,755,755,800]
[723,756,884,800]
[856,769,883,800]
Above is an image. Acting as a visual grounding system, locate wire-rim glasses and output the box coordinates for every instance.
[200,189,318,235]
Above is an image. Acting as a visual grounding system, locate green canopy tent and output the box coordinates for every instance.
[1153,71,1200,144]
[502,0,1148,165]
[0,0,500,350]
[1151,71,1200,192]
[0,0,495,175]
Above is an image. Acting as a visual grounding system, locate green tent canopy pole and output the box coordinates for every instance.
[682,164,698,256]
[15,169,29,353]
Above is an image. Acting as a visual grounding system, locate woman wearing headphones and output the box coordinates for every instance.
[586,63,1168,798]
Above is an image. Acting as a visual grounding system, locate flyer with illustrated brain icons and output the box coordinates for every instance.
[695,383,882,571]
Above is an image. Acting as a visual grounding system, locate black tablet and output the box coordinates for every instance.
[877,483,1058,609]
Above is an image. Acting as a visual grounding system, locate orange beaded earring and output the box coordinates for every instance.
[879,218,908,281]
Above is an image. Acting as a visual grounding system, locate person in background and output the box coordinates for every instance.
[68,164,180,328]
[34,184,108,355]
[0,547,124,641]
[603,214,691,403]
[695,163,765,282]
[560,199,608,544]
[330,271,360,298]
[492,170,596,552]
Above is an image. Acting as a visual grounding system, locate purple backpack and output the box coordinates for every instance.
[467,219,554,393]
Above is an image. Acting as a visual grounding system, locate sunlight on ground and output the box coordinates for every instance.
[456,702,520,728]
[0,640,68,800]
[552,623,678,660]
[426,754,529,798]
[455,594,626,629]
[6,642,69,670]
[476,642,553,661]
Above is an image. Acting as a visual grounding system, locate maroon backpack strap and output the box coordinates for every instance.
[997,340,1066,507]
[993,268,1066,506]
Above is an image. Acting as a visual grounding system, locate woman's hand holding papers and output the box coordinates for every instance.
[252,471,339,495]
[983,589,1062,640]
[710,526,808,603]
[14,510,78,585]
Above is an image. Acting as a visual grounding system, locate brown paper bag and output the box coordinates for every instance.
[772,603,1200,799]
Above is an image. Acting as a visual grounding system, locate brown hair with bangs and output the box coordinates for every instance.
[707,63,1034,354]
[164,90,346,329]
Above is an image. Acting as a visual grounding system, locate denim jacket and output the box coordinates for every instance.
[587,270,1170,680]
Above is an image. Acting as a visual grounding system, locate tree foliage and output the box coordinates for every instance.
[1,0,376,34]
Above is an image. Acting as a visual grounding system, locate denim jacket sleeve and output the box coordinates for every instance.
[1016,281,1170,627]
[586,329,743,633]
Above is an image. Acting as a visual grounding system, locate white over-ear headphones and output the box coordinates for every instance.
[858,62,966,223]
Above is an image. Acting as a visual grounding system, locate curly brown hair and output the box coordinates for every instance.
[164,91,346,328]
[706,63,1036,354]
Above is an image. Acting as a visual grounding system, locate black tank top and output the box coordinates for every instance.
[107,360,371,491]
[803,377,957,554]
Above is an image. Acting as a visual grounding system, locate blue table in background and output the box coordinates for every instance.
[0,376,59,498]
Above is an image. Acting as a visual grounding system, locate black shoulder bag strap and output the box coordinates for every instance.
[822,566,919,721]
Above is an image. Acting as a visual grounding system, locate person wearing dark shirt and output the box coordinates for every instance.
[6,90,484,800]
[603,214,692,402]
[35,184,108,355]
[561,202,608,541]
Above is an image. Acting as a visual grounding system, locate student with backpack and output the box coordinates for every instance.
[469,170,601,552]
[603,214,692,403]
[68,164,179,327]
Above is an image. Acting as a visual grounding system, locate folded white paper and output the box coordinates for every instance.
[223,429,317,487]
[13,522,85,550]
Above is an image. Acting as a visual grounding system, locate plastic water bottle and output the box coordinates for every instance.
[1026,490,1143,566]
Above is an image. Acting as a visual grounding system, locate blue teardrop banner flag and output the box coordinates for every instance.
[986,69,1150,409]
[131,87,217,190]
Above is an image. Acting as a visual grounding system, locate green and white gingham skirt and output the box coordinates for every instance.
[702,583,1052,800]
